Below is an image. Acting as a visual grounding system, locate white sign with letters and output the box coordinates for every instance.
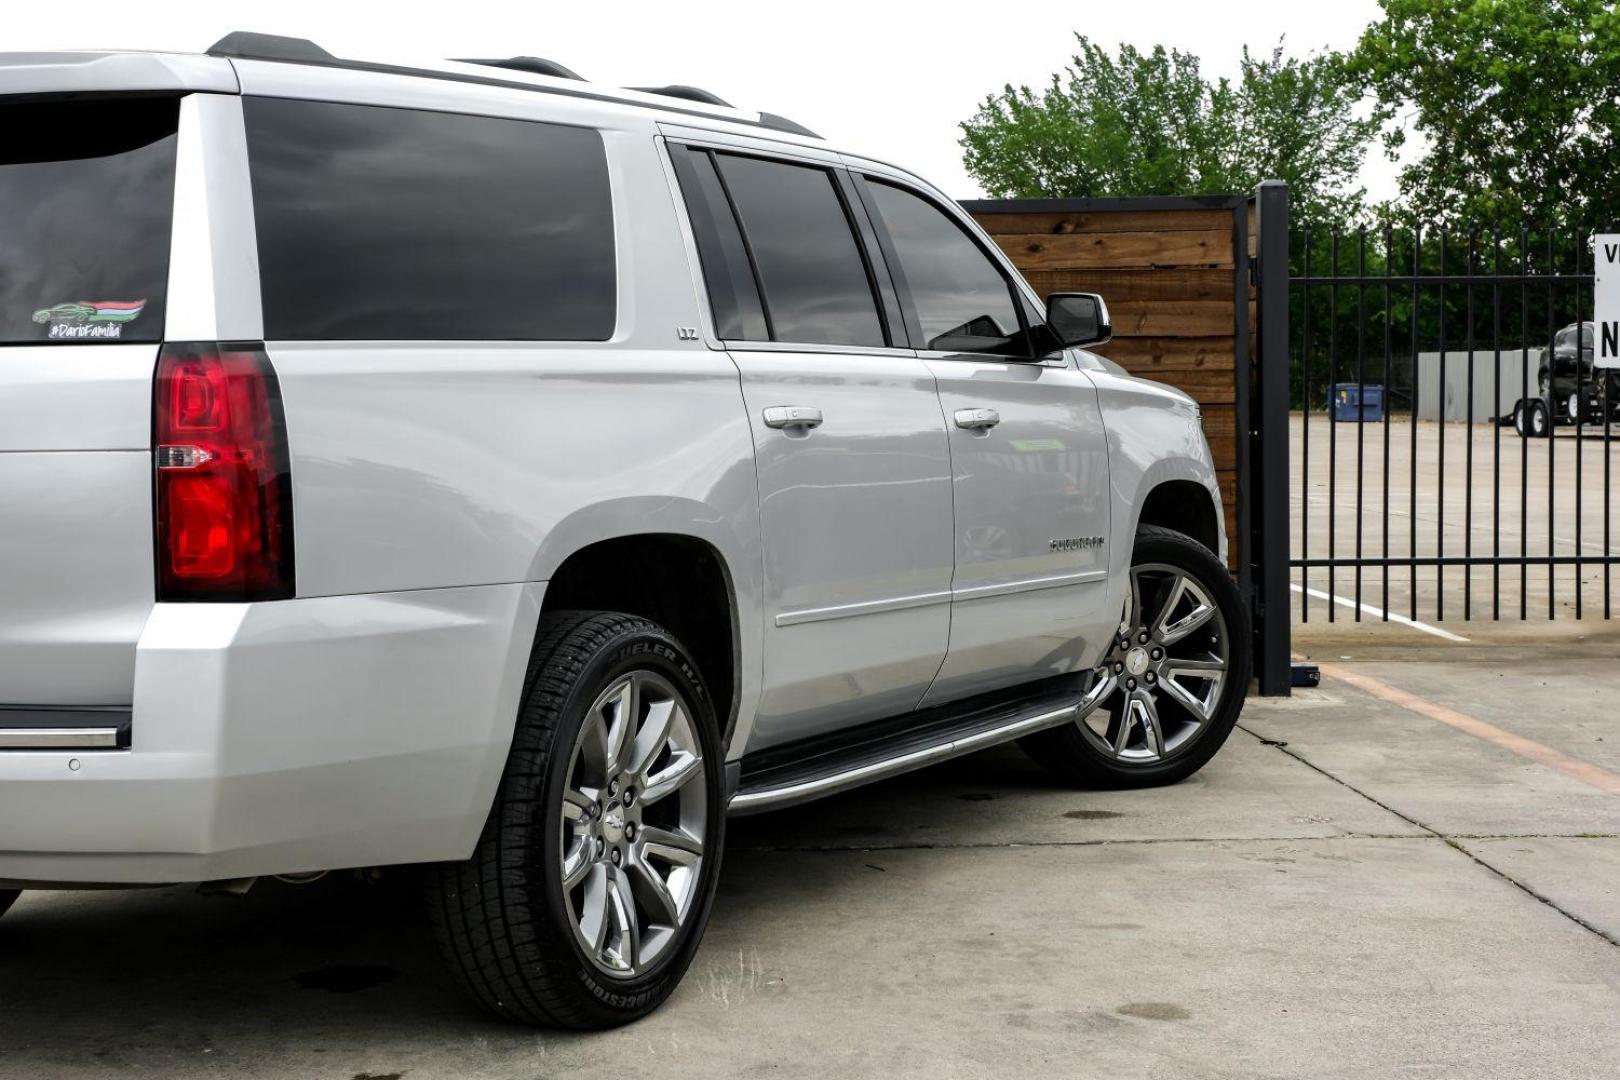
[1598,233,1620,369]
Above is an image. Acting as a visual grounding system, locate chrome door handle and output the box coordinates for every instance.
[763,406,824,430]
[954,407,1001,430]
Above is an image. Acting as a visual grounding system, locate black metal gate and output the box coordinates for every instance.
[1289,222,1619,625]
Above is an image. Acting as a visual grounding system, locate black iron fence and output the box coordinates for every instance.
[1291,223,1619,624]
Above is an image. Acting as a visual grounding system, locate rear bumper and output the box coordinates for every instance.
[0,583,540,886]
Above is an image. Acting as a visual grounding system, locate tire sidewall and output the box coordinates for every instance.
[533,622,726,1020]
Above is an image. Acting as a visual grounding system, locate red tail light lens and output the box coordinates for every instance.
[154,343,294,601]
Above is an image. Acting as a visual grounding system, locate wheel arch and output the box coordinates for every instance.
[1135,478,1221,555]
[538,531,743,749]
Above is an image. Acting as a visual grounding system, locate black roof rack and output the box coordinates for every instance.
[203,32,820,140]
[456,56,585,82]
[628,85,732,108]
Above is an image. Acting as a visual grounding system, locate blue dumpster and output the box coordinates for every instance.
[1331,383,1385,422]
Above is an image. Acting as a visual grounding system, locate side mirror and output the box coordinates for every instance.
[1045,292,1112,349]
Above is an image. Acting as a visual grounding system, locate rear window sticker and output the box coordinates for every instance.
[32,299,146,339]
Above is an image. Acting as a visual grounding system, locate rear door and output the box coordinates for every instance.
[0,95,181,712]
[668,144,954,750]
[853,174,1114,706]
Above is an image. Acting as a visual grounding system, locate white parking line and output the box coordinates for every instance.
[1290,583,1470,642]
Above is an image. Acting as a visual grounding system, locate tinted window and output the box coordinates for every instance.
[867,181,1026,356]
[670,148,767,341]
[245,98,614,341]
[0,97,178,344]
[715,155,885,348]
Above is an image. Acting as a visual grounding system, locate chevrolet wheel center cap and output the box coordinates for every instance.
[602,807,625,844]
[1126,647,1150,676]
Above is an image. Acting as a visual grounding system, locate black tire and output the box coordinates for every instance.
[0,890,18,920]
[428,611,726,1029]
[1020,525,1250,788]
[1520,397,1550,438]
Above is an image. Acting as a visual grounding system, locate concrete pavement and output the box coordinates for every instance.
[2,642,1618,1078]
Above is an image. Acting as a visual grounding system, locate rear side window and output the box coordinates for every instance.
[0,96,179,344]
[865,181,1028,357]
[710,154,886,348]
[669,147,768,341]
[244,98,615,341]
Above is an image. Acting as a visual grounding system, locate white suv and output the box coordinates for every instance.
[0,33,1248,1028]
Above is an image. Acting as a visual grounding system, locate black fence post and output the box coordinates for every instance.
[1253,181,1292,695]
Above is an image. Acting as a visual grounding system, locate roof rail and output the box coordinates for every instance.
[456,56,585,82]
[628,85,732,108]
[202,31,820,140]
[206,31,337,64]
[758,112,821,139]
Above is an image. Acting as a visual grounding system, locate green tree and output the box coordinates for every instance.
[960,37,1383,223]
[1351,0,1620,224]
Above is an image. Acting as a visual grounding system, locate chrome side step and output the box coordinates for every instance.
[729,678,1106,816]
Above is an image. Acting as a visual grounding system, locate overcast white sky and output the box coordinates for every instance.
[11,0,1395,201]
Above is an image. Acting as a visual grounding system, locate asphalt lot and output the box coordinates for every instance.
[3,626,1619,1078]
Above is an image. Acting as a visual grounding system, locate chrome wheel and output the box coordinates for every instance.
[561,670,707,979]
[1079,563,1230,764]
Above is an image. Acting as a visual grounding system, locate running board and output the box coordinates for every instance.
[729,676,1105,816]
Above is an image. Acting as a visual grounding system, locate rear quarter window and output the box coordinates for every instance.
[244,98,616,342]
[0,96,179,344]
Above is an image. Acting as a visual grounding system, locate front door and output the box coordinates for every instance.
[923,357,1113,703]
[855,176,1114,706]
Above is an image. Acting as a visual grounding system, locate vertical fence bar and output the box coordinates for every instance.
[1600,221,1613,615]
[1492,225,1502,619]
[1355,229,1367,619]
[1328,230,1339,620]
[1547,228,1557,619]
[1436,229,1447,622]
[1520,227,1530,620]
[1300,227,1311,622]
[1464,232,1476,618]
[1410,224,1421,621]
[1382,225,1394,618]
[1253,181,1291,695]
[1575,226,1584,618]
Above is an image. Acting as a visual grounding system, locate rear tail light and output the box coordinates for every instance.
[153,342,294,601]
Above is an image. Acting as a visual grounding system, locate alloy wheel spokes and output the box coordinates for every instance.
[1081,563,1228,764]
[628,856,683,926]
[1155,577,1216,645]
[1161,658,1226,721]
[637,823,704,864]
[605,865,640,971]
[1111,692,1164,758]
[641,750,703,805]
[561,670,706,979]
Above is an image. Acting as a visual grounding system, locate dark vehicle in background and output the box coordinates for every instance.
[1512,322,1620,437]
[1538,321,1620,423]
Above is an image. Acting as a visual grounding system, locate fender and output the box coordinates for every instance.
[1085,368,1224,625]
